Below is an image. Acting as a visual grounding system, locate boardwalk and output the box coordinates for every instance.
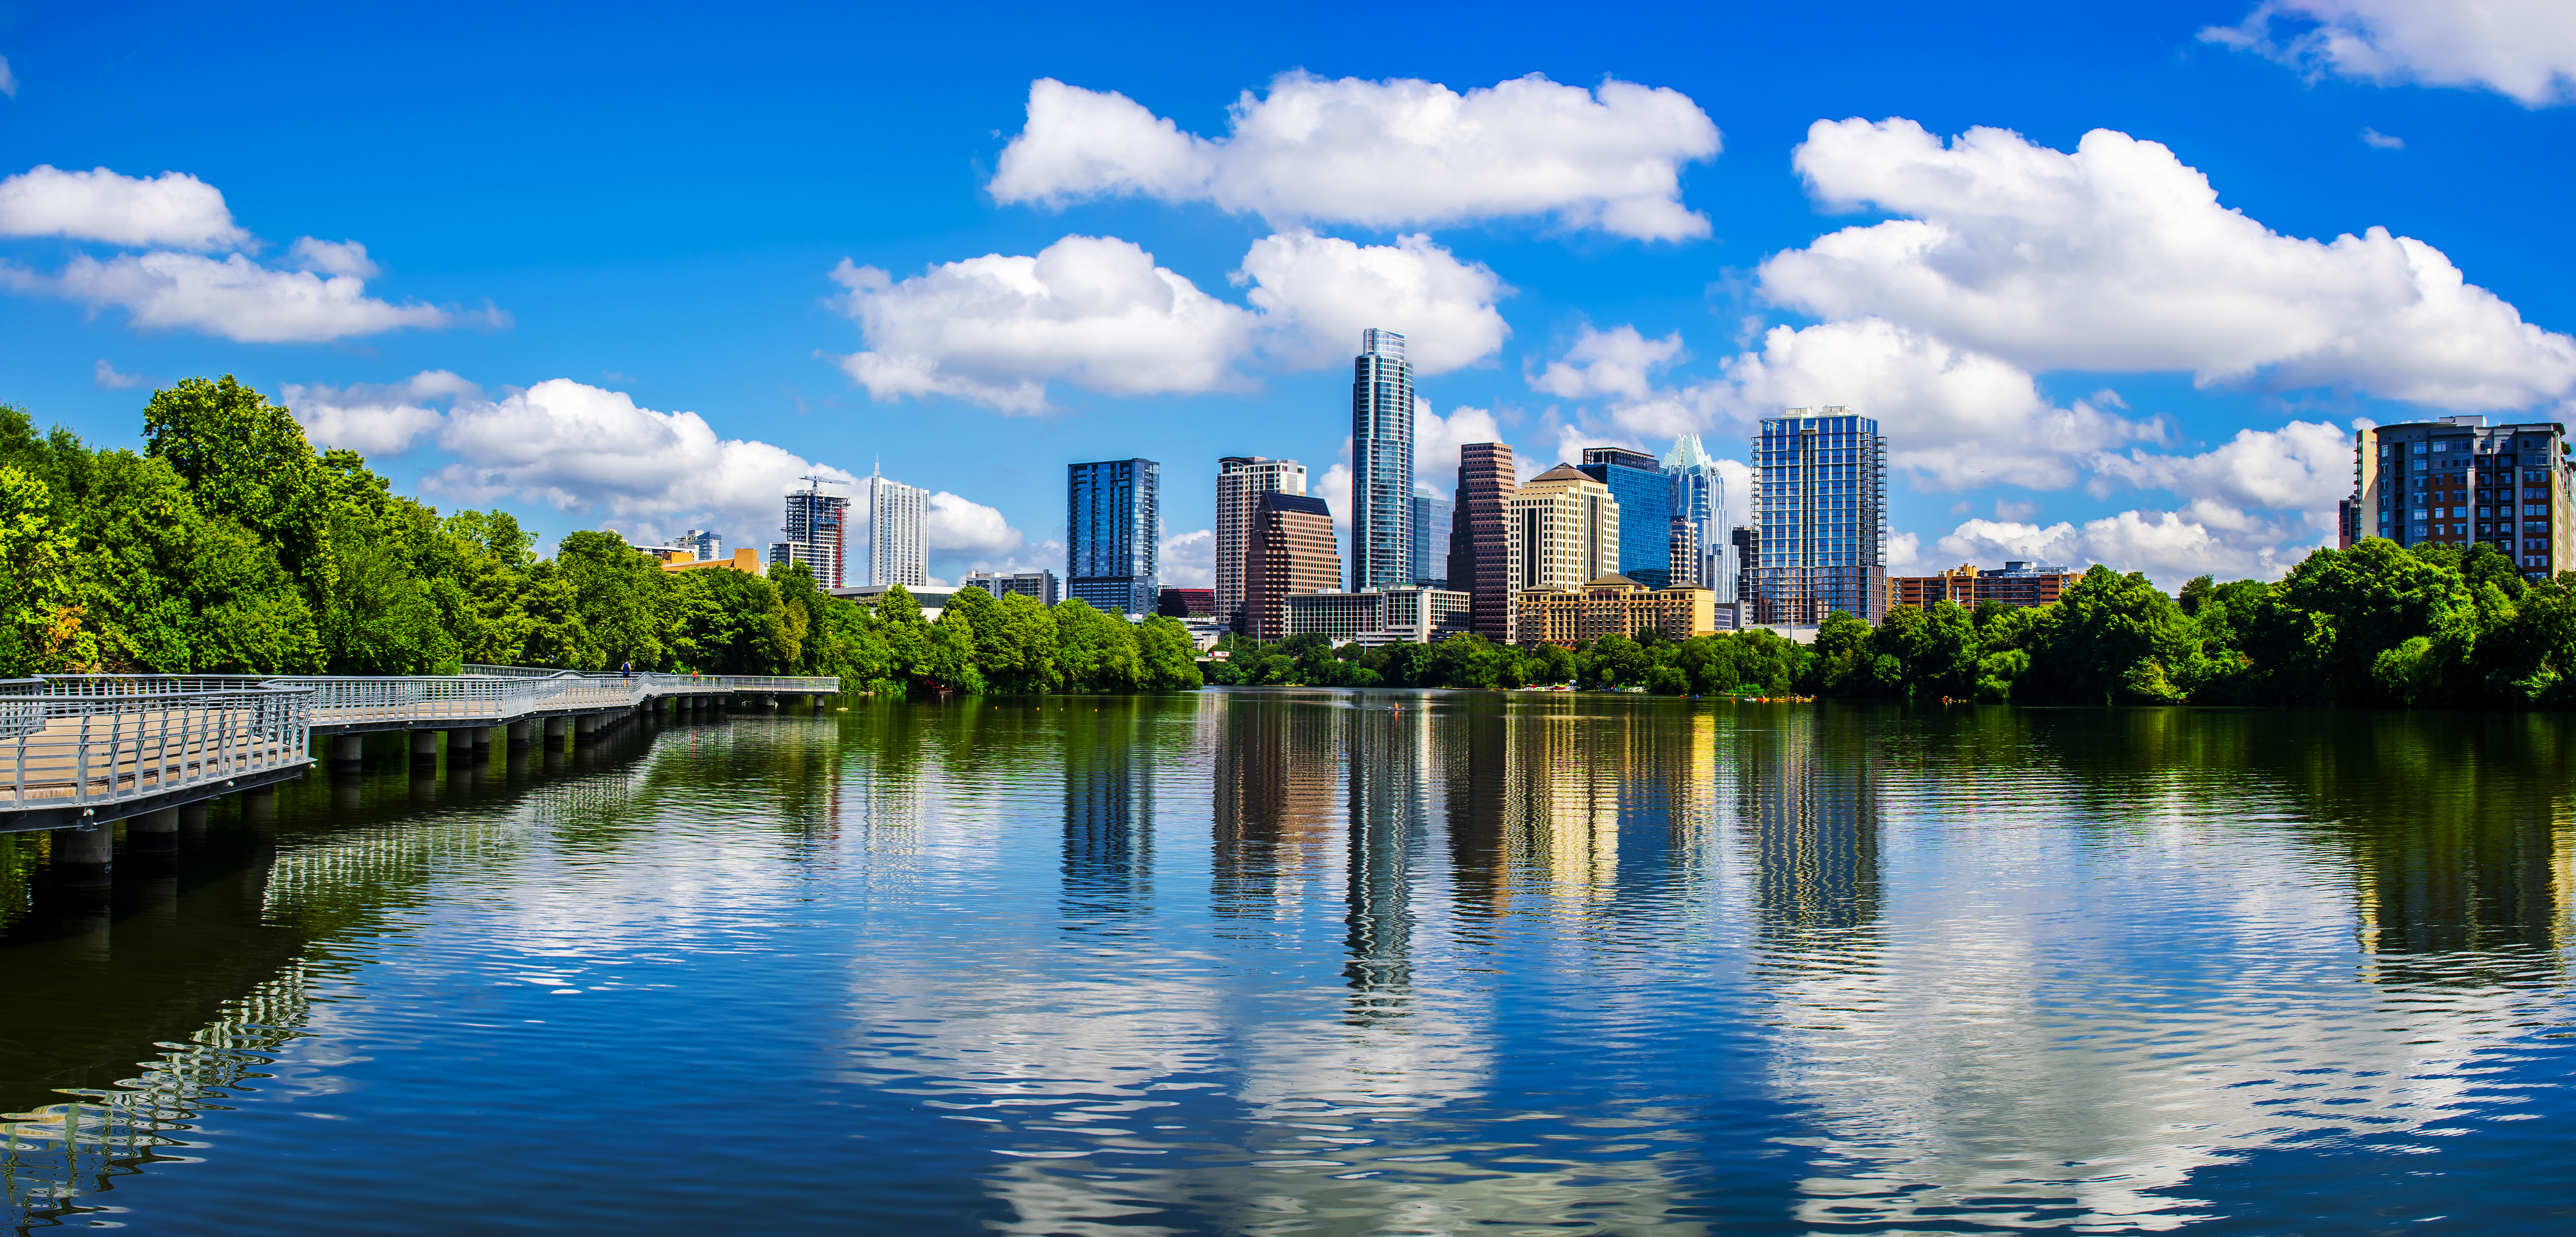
[2,668,839,833]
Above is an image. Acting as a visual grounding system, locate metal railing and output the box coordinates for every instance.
[20,670,840,730]
[0,681,310,812]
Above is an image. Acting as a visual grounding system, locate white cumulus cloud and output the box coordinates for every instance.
[2202,1,2576,106]
[1237,229,1508,373]
[924,490,1023,555]
[1529,324,1683,402]
[0,55,16,99]
[1413,400,1508,497]
[1936,509,2326,588]
[7,250,473,343]
[1763,118,2576,409]
[282,370,483,456]
[1160,528,1214,588]
[832,236,1253,414]
[835,230,1508,411]
[989,73,1721,240]
[92,359,151,390]
[0,164,248,249]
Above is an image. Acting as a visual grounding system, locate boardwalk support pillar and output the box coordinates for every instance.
[53,823,112,884]
[448,728,481,761]
[131,807,179,852]
[410,730,439,765]
[329,734,365,773]
[508,720,532,749]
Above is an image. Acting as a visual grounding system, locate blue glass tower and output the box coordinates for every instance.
[1751,409,1884,625]
[1349,328,1413,592]
[1409,488,1452,588]
[1067,458,1160,615]
[1578,446,1673,588]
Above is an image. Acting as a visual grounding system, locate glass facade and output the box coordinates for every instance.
[1350,328,1414,592]
[1578,446,1672,589]
[2355,417,2570,576]
[1751,409,1885,625]
[1409,489,1452,588]
[783,484,849,588]
[1068,458,1161,615]
[1662,435,1728,599]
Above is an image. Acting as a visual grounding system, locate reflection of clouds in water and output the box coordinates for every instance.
[1757,795,2558,1232]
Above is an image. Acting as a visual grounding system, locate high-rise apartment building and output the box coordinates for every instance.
[1244,491,1340,641]
[1068,458,1161,615]
[1410,487,1452,588]
[1578,446,1673,589]
[1751,408,1885,625]
[1447,442,1517,642]
[1215,456,1306,630]
[777,479,850,587]
[2351,417,2573,576]
[866,465,928,588]
[1731,526,1758,603]
[1349,328,1414,591]
[1663,435,1729,597]
[1508,464,1620,612]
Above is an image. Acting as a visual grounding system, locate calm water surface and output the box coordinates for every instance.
[1,693,2569,1234]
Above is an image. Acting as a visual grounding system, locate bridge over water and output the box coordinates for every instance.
[0,666,841,865]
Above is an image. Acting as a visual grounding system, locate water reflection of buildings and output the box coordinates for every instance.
[1342,703,1430,1022]
[1062,707,1155,925]
[2348,779,2575,986]
[1210,697,1341,922]
[1738,709,1882,962]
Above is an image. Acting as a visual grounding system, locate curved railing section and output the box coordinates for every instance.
[0,680,312,814]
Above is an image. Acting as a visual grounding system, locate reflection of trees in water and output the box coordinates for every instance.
[0,715,854,1226]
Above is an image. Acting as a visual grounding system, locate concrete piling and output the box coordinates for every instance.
[410,730,440,764]
[508,719,532,749]
[131,806,180,853]
[330,734,366,773]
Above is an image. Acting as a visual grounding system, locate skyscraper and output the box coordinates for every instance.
[1447,442,1517,642]
[777,477,850,587]
[1751,407,1885,625]
[1410,485,1453,588]
[1068,458,1160,615]
[1349,328,1414,592]
[1215,456,1306,631]
[1578,446,1672,588]
[867,464,928,588]
[1244,491,1340,641]
[1663,434,1729,598]
[1509,464,1620,596]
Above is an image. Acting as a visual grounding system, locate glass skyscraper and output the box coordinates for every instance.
[1751,408,1885,625]
[1662,434,1727,598]
[1578,446,1672,588]
[778,479,850,588]
[1068,458,1160,615]
[1409,487,1452,588]
[1349,328,1413,592]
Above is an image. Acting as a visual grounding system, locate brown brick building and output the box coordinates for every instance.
[1447,442,1518,643]
[1245,491,1341,641]
[1885,561,2075,613]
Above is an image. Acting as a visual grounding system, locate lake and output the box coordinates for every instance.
[2,693,2569,1234]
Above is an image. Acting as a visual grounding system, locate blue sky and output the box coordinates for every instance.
[3,0,2572,588]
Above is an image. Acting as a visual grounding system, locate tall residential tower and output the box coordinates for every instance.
[1068,458,1160,615]
[1349,328,1414,592]
[1216,456,1306,631]
[868,464,928,588]
[2350,417,2571,575]
[1751,408,1885,625]
[775,477,850,587]
[1447,442,1517,642]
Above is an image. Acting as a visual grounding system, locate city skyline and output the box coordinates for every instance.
[7,5,2575,594]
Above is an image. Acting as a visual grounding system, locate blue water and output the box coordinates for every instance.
[1,693,2569,1234]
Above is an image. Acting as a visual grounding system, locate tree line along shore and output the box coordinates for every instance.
[7,376,2572,708]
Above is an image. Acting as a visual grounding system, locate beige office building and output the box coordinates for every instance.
[1215,456,1306,630]
[1507,464,1619,641]
[1515,575,1720,647]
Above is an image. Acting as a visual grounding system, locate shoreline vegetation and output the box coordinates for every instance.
[8,377,2572,709]
[1211,539,2576,708]
[0,378,1197,695]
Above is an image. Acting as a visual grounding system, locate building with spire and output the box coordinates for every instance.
[1215,456,1306,631]
[1663,434,1729,598]
[1447,442,1517,642]
[1349,328,1414,592]
[866,462,927,588]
